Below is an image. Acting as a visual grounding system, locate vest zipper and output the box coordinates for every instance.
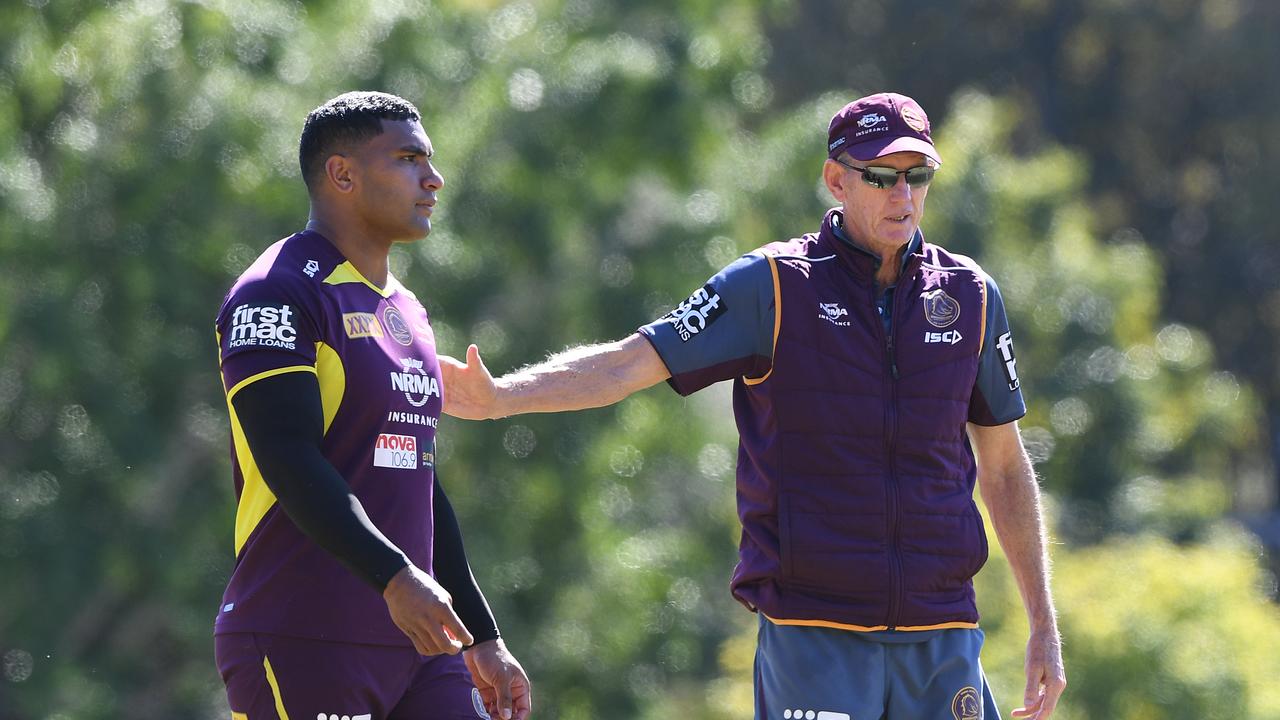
[884,253,922,628]
[875,281,904,630]
[887,333,899,379]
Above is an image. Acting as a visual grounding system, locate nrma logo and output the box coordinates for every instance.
[856,113,887,128]
[391,357,441,408]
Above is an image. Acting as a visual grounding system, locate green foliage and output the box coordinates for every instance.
[0,1,1275,718]
[975,522,1280,720]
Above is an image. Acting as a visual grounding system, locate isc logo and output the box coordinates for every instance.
[374,433,418,470]
[317,714,372,720]
[924,330,964,345]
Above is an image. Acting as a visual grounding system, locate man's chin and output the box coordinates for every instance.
[394,221,432,242]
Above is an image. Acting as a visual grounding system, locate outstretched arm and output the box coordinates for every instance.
[439,332,670,419]
[969,421,1066,719]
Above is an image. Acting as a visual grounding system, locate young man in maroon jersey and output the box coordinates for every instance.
[214,92,529,720]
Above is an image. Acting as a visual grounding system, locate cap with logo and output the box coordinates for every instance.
[827,92,941,165]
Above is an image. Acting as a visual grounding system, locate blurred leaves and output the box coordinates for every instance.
[0,0,1277,718]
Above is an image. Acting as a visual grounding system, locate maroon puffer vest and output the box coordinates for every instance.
[729,209,990,629]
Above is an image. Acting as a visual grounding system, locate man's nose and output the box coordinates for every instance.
[887,173,911,198]
[423,166,444,190]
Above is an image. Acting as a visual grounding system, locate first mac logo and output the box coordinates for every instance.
[227,303,297,350]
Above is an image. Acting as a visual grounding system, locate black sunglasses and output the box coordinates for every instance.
[833,158,936,189]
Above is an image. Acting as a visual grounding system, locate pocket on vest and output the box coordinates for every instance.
[780,503,891,600]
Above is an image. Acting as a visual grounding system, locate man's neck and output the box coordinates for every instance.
[873,246,906,290]
[832,213,909,289]
[305,212,392,288]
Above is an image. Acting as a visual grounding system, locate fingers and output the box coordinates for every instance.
[1024,674,1043,712]
[1012,673,1065,718]
[419,608,467,655]
[1010,695,1042,719]
[1039,671,1066,719]
[466,344,494,379]
[385,581,471,655]
[401,623,445,657]
[495,667,514,720]
[440,605,474,649]
[1015,657,1065,719]
[1013,666,1046,718]
[512,672,532,720]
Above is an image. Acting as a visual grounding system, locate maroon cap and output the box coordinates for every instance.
[827,92,941,164]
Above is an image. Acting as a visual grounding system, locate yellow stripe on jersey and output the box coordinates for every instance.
[226,366,317,403]
[765,614,979,632]
[323,261,393,298]
[263,656,292,720]
[226,349,345,556]
[744,253,782,386]
[315,341,345,434]
[226,366,315,556]
[232,713,248,720]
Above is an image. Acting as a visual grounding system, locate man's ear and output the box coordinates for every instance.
[324,154,355,194]
[822,159,848,204]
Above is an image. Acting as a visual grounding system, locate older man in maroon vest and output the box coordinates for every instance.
[443,92,1066,720]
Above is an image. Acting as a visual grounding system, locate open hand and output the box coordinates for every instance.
[439,344,500,420]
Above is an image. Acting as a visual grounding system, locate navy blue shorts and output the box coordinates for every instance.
[216,632,490,720]
[754,616,1001,720]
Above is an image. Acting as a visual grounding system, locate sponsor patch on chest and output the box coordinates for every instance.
[374,433,418,470]
[391,357,441,407]
[343,312,384,339]
[819,301,851,326]
[924,329,964,345]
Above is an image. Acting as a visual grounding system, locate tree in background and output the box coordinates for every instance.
[0,1,1275,718]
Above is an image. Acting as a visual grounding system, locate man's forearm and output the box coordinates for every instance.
[495,334,669,416]
[432,474,499,645]
[980,453,1058,630]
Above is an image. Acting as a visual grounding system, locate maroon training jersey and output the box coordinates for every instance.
[214,230,441,645]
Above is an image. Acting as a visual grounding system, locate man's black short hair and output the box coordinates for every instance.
[299,91,421,190]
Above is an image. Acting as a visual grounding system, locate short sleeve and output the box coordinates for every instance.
[638,253,776,396]
[968,275,1027,425]
[216,272,323,400]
